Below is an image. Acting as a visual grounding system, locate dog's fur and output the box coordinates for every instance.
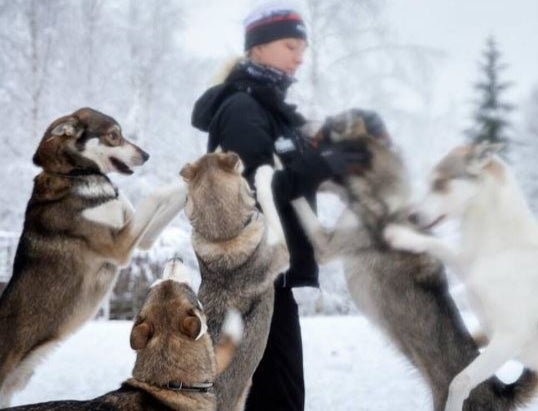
[384,143,538,411]
[180,152,289,411]
[291,110,537,410]
[3,258,243,411]
[0,108,186,407]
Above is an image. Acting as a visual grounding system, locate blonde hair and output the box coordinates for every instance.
[210,56,245,86]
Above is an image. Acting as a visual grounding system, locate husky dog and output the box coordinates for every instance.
[384,143,538,411]
[0,108,186,407]
[4,258,243,411]
[180,152,289,411]
[291,110,537,410]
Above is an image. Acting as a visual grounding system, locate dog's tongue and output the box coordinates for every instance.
[110,157,134,175]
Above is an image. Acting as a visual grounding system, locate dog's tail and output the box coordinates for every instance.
[496,368,538,410]
[215,308,244,375]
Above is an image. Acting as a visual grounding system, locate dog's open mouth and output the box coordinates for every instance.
[110,157,134,175]
[423,214,445,230]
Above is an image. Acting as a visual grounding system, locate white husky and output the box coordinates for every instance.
[384,143,538,411]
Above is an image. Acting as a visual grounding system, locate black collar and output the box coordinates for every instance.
[45,169,104,179]
[161,381,214,393]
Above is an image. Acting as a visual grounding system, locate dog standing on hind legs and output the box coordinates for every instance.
[179,152,289,411]
[0,108,186,407]
[384,143,538,410]
[291,110,537,410]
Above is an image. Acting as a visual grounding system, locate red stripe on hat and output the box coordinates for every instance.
[246,13,303,31]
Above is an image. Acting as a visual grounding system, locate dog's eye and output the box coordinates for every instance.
[432,179,447,191]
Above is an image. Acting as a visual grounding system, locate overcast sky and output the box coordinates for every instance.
[385,0,538,113]
[184,0,538,117]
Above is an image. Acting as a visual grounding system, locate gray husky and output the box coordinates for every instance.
[291,109,537,410]
[179,152,289,411]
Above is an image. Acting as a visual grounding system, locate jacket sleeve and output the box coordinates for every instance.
[215,93,332,201]
[215,93,275,184]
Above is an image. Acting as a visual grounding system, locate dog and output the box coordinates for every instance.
[290,109,537,410]
[179,152,289,411]
[383,143,538,410]
[0,108,186,407]
[3,258,243,410]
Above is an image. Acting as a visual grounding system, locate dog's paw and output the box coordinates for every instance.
[149,182,187,207]
[383,224,426,253]
[222,308,244,344]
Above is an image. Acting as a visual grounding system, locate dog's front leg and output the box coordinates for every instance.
[445,336,522,411]
[383,224,462,272]
[137,182,187,250]
[292,198,364,263]
[254,165,291,280]
[291,197,334,264]
[100,186,183,265]
[254,165,286,246]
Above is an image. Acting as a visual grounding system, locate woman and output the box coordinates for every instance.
[191,4,365,410]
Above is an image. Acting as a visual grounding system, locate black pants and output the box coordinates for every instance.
[245,287,305,411]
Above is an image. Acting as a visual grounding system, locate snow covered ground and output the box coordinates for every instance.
[10,316,538,410]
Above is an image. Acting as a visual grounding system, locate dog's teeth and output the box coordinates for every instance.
[222,308,244,344]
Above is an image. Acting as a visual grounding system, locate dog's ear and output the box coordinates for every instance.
[219,152,243,174]
[130,320,154,350]
[466,143,503,174]
[33,116,84,169]
[180,309,207,341]
[180,163,198,182]
[50,117,83,138]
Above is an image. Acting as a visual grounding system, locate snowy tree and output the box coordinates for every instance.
[290,0,440,123]
[525,86,538,140]
[465,36,514,154]
[512,85,538,214]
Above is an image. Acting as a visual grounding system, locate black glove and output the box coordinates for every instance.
[318,142,372,176]
[273,141,372,201]
[296,142,371,185]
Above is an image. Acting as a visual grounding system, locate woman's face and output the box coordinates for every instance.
[250,38,307,76]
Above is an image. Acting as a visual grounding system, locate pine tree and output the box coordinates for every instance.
[466,36,514,153]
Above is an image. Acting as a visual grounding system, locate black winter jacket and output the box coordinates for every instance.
[192,61,332,288]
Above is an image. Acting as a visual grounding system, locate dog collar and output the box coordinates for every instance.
[162,381,214,393]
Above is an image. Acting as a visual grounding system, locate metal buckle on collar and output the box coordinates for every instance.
[167,381,183,390]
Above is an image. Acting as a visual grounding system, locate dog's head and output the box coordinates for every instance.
[33,107,149,175]
[315,109,410,217]
[130,258,214,385]
[313,108,392,148]
[409,143,504,229]
[180,152,257,241]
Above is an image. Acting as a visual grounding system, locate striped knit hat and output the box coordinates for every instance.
[243,2,307,51]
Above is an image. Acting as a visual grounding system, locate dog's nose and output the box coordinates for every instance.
[141,150,150,162]
[408,212,419,226]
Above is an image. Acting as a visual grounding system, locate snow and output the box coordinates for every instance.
[10,316,538,410]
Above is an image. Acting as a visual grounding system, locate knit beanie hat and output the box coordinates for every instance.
[244,2,307,51]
